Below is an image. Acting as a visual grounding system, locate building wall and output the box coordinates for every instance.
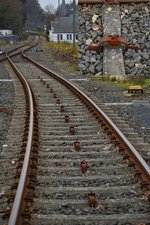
[0,30,13,36]
[49,31,78,43]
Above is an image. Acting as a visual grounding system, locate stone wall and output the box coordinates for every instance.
[78,3,150,77]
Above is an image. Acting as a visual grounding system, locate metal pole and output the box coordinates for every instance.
[72,0,76,53]
[58,0,60,42]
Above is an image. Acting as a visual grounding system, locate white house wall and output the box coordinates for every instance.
[0,30,13,36]
[49,32,78,43]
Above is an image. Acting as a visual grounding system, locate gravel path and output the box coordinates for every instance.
[0,63,15,151]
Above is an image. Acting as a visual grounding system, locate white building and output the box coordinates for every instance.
[49,16,78,43]
[49,0,78,43]
[0,29,13,36]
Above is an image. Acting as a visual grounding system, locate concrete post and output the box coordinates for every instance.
[102,5,126,78]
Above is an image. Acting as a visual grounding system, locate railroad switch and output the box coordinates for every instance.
[86,35,140,54]
[128,85,143,94]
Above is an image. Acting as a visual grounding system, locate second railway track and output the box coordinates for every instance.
[0,40,149,225]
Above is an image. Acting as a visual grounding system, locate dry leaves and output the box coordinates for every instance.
[92,24,102,31]
[92,14,99,23]
[91,14,102,32]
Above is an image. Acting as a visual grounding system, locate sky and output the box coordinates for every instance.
[38,0,72,10]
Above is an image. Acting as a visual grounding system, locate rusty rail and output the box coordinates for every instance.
[0,39,37,62]
[2,40,39,225]
[6,54,34,225]
[22,51,150,187]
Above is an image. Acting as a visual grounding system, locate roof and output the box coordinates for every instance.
[52,15,77,33]
[60,0,67,17]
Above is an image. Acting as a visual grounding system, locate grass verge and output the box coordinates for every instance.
[97,76,150,89]
[45,41,78,60]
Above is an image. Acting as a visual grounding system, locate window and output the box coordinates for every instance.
[60,34,63,40]
[70,34,72,40]
[76,34,78,40]
[67,34,69,40]
[57,34,59,41]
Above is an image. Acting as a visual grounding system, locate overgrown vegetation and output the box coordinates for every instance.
[0,39,7,46]
[98,75,150,88]
[45,41,78,60]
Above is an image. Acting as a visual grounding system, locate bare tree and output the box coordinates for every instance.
[43,4,56,29]
[45,4,56,15]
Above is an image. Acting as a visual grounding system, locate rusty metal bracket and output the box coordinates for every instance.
[86,35,140,53]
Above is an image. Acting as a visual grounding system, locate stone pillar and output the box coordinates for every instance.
[102,5,126,78]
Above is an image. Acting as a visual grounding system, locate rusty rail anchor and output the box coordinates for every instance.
[86,35,140,54]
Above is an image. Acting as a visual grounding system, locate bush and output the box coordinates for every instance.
[110,76,117,82]
[46,41,78,59]
[0,39,7,47]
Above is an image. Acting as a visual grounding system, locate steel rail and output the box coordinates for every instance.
[6,54,34,225]
[0,38,38,62]
[22,52,150,185]
[79,0,149,3]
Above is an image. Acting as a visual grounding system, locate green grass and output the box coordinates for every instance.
[45,41,78,59]
[0,39,7,47]
[97,76,150,89]
[145,79,150,88]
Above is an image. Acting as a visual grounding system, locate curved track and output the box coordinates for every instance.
[0,39,150,225]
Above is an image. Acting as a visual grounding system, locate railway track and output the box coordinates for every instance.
[0,39,149,225]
